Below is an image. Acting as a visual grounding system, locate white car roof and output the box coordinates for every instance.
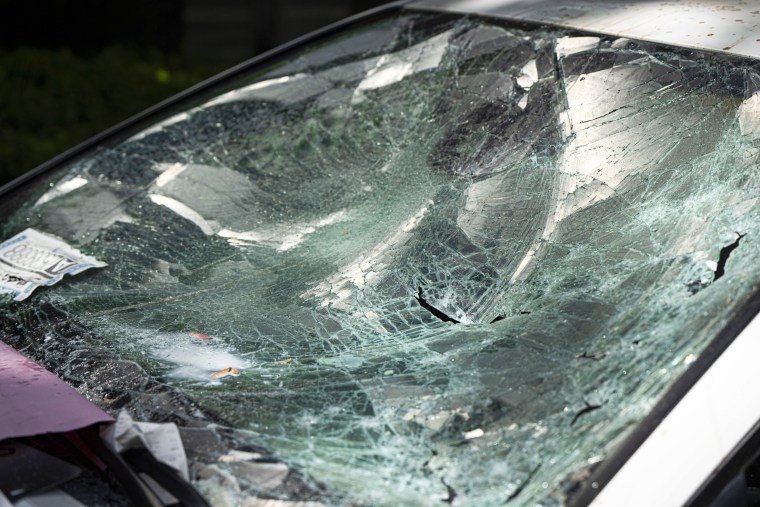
[410,0,760,59]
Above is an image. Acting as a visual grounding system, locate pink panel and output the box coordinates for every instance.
[0,341,113,440]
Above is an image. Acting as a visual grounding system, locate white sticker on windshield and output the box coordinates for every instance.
[0,228,106,302]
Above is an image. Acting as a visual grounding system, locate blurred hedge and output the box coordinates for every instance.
[0,46,223,186]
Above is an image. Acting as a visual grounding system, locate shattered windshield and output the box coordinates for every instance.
[3,10,760,506]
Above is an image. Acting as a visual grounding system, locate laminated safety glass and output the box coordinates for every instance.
[3,11,760,506]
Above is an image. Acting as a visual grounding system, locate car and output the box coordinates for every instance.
[3,1,760,505]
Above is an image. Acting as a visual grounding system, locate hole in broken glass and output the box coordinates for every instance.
[687,232,746,294]
[414,286,461,324]
[715,233,746,281]
[570,402,603,427]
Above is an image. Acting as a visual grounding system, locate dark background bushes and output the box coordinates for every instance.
[0,46,222,185]
[0,0,385,187]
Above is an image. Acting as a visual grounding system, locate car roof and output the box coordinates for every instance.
[409,0,760,59]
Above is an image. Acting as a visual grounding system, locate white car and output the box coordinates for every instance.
[1,1,760,506]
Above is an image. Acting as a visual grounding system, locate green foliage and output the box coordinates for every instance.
[0,46,223,186]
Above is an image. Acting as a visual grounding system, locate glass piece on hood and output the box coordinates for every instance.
[3,11,760,507]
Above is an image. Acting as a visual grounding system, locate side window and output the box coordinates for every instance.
[693,423,760,507]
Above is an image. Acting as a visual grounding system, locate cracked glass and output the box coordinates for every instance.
[3,10,760,506]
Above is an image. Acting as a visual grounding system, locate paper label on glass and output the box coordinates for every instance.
[0,228,106,301]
